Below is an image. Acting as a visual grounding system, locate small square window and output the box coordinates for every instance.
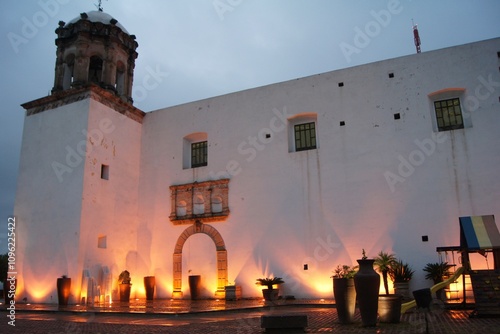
[394,113,401,120]
[338,82,344,87]
[388,72,394,78]
[422,235,429,242]
[497,51,500,58]
[294,122,317,151]
[265,133,271,139]
[101,164,109,180]
[191,141,208,168]
[340,121,345,126]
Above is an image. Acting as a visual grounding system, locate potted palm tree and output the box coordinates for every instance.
[389,260,414,301]
[422,262,454,301]
[256,277,284,301]
[332,264,357,324]
[118,270,132,302]
[374,252,402,323]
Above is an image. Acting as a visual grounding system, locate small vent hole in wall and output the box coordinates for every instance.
[98,235,107,248]
[101,164,109,180]
[340,121,345,126]
[394,113,401,120]
[422,235,429,242]
[338,82,344,87]
[388,72,394,78]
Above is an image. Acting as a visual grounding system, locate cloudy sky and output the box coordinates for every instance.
[1,0,499,252]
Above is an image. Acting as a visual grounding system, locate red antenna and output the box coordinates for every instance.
[412,19,421,53]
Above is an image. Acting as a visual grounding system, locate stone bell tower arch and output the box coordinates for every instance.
[51,10,138,103]
[172,221,228,298]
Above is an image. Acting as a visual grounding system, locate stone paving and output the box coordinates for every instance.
[1,299,499,333]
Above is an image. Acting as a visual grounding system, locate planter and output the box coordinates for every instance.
[3,277,16,306]
[354,259,380,327]
[394,282,410,301]
[378,294,402,323]
[262,289,279,301]
[57,276,71,306]
[144,276,155,301]
[225,285,242,301]
[413,288,432,309]
[119,283,131,302]
[333,278,356,324]
[188,275,201,300]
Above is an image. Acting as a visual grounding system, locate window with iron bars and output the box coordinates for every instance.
[434,98,464,131]
[294,122,317,151]
[191,141,207,168]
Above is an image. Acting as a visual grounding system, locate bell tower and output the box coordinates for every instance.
[51,11,138,103]
[15,9,145,304]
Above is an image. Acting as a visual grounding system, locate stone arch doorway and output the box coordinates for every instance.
[172,221,227,298]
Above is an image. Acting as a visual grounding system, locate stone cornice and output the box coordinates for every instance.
[21,84,145,123]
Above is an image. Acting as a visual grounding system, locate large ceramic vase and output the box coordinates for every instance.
[57,276,71,306]
[378,294,402,323]
[188,275,201,300]
[333,278,356,324]
[144,276,155,301]
[354,259,380,327]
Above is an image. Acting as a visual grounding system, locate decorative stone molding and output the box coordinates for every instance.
[169,179,230,225]
[21,85,145,124]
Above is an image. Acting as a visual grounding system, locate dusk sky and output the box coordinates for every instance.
[1,0,500,252]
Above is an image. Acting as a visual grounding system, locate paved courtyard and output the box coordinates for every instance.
[1,299,499,333]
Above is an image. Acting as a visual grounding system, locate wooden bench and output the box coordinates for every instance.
[260,314,308,333]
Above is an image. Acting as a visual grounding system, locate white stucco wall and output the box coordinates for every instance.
[14,100,89,303]
[78,99,143,300]
[14,38,500,303]
[138,38,500,298]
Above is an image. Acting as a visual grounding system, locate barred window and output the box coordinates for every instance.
[294,122,317,151]
[191,141,207,168]
[434,98,464,131]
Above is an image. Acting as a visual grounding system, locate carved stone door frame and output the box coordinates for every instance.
[172,221,228,298]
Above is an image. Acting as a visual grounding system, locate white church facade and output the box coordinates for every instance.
[14,11,500,303]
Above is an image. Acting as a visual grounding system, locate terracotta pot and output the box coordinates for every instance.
[188,275,201,300]
[378,294,402,323]
[262,289,279,301]
[394,282,410,301]
[144,276,155,301]
[119,283,131,302]
[354,259,380,327]
[333,278,356,324]
[57,277,71,306]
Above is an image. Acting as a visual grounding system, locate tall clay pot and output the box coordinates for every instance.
[333,277,356,324]
[354,259,380,327]
[57,276,71,306]
[188,275,201,300]
[119,283,131,302]
[144,276,155,301]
